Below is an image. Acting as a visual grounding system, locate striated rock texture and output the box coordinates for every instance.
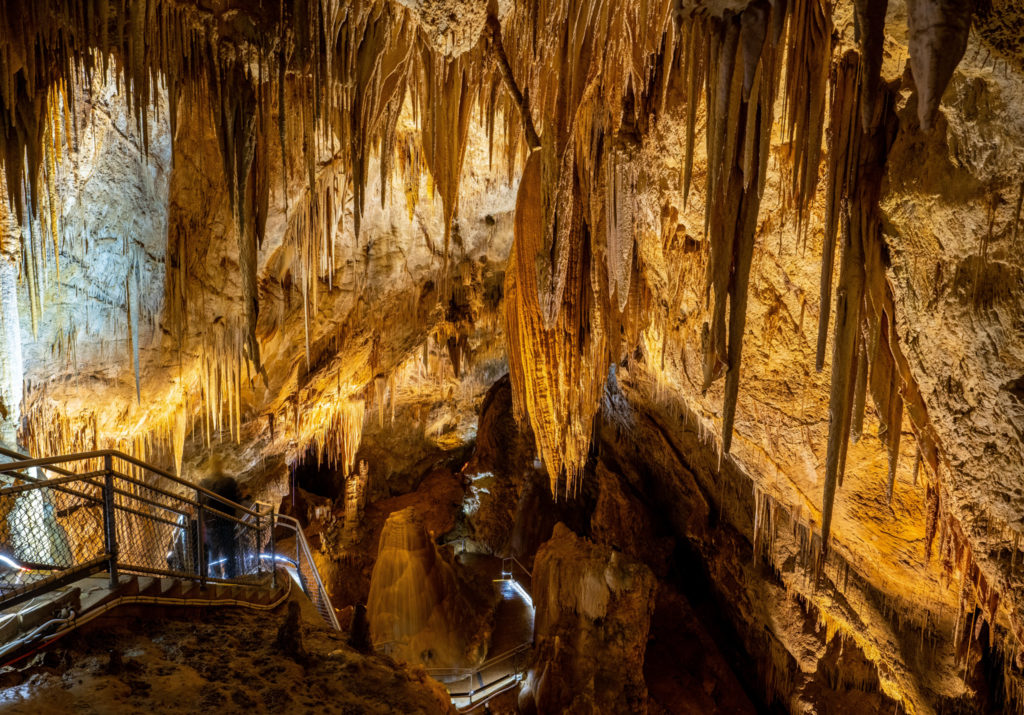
[460,374,561,561]
[366,506,491,668]
[313,465,465,612]
[523,523,657,714]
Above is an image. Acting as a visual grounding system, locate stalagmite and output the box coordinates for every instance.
[344,460,369,542]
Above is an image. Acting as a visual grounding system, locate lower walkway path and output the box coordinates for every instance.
[435,551,534,712]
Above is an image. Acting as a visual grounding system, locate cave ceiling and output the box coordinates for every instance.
[1,0,1024,710]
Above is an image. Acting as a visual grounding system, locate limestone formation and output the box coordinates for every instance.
[523,523,656,714]
[0,0,1022,711]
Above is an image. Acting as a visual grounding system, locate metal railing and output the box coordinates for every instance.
[259,508,341,631]
[375,550,535,710]
[0,449,339,626]
[501,556,532,594]
[433,642,532,688]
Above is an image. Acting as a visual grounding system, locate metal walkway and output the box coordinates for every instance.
[0,447,339,663]
[376,551,535,713]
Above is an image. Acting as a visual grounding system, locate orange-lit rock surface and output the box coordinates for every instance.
[523,523,656,714]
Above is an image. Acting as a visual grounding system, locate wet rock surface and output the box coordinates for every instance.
[367,506,493,669]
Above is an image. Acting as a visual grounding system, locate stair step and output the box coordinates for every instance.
[0,587,81,642]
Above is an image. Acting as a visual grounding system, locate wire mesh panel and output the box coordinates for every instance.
[0,452,275,604]
[110,470,195,579]
[201,503,268,583]
[0,468,105,599]
[295,543,333,623]
[105,456,271,584]
[0,451,331,629]
[272,513,340,629]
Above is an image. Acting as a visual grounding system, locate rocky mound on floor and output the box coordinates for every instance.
[0,589,454,714]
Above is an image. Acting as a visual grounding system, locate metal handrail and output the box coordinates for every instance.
[0,448,343,633]
[256,506,341,631]
[0,449,271,611]
[0,448,262,518]
[428,642,533,680]
[373,553,535,711]
[500,555,532,580]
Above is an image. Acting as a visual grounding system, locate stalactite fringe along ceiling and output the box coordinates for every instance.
[2,0,1019,663]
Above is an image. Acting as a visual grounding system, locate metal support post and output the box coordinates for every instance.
[269,505,277,589]
[196,489,207,588]
[102,454,119,589]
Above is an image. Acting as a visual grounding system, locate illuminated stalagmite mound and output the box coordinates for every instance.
[367,506,489,669]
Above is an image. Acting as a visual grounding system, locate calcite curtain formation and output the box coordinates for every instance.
[0,0,1011,640]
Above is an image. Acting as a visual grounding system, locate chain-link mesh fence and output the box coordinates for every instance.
[0,451,273,607]
[0,467,106,598]
[271,512,340,630]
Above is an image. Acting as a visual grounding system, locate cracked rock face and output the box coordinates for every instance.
[1,0,1024,712]
[523,523,656,714]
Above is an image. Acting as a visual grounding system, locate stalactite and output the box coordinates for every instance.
[126,269,140,405]
[699,2,786,454]
[850,329,868,441]
[414,43,482,263]
[2,9,1018,666]
[818,54,899,554]
[0,194,24,446]
[818,52,860,371]
[505,152,599,494]
[780,0,832,224]
[346,5,414,239]
[484,14,539,152]
[821,203,866,556]
[604,141,639,312]
[299,397,365,476]
[906,0,976,131]
[680,22,706,209]
[43,86,63,279]
[852,0,889,131]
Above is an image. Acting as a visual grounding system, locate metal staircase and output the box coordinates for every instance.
[0,447,339,661]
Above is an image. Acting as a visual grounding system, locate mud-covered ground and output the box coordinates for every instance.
[0,591,453,714]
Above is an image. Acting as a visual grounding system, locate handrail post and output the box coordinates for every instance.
[255,510,263,578]
[269,505,277,589]
[103,454,119,589]
[196,487,207,588]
